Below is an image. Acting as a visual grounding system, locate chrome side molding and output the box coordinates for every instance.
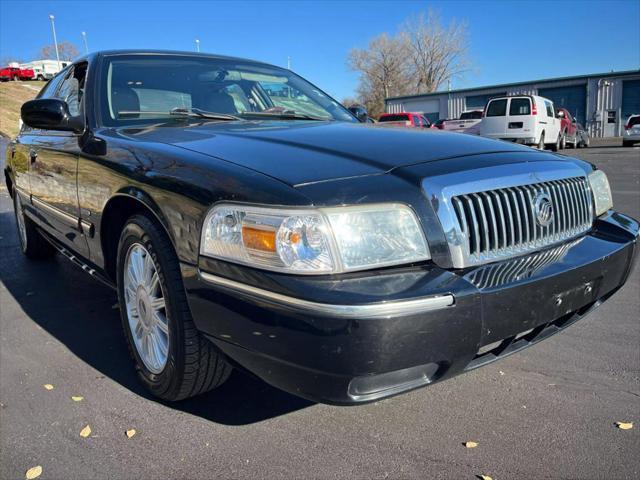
[199,271,454,319]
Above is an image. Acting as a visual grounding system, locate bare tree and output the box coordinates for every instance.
[341,97,360,108]
[401,11,469,93]
[347,9,469,116]
[348,33,411,118]
[39,41,79,61]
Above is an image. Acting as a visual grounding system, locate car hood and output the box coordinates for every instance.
[115,120,536,186]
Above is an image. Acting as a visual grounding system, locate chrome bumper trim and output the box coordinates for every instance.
[199,271,455,319]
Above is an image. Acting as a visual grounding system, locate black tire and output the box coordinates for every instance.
[537,132,545,150]
[116,214,231,401]
[550,134,561,152]
[622,140,634,148]
[571,134,578,148]
[13,192,56,259]
[559,132,566,150]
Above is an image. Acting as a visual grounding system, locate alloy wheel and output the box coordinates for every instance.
[124,243,169,374]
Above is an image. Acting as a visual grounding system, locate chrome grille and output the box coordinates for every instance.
[451,177,593,265]
[465,238,581,289]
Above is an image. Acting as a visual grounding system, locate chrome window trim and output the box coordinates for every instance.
[199,271,454,319]
[422,161,593,268]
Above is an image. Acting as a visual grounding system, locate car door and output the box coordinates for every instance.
[544,100,560,141]
[505,97,532,139]
[481,98,508,138]
[27,62,90,257]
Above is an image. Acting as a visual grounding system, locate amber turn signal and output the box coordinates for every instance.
[242,226,276,252]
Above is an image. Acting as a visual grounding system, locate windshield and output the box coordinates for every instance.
[99,54,356,126]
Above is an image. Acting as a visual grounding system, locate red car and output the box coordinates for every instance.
[0,66,35,82]
[378,112,431,128]
[555,107,579,149]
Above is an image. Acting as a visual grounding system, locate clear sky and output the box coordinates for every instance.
[1,0,638,100]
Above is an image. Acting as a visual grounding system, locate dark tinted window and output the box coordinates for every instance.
[37,68,68,99]
[509,98,531,116]
[486,99,507,117]
[460,110,483,119]
[545,101,554,117]
[379,114,409,122]
[628,115,640,126]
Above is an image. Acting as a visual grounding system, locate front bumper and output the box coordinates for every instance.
[183,211,639,405]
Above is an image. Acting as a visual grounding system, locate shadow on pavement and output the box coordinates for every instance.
[0,210,313,425]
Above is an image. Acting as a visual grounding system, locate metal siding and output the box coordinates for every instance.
[385,72,640,137]
[538,85,587,126]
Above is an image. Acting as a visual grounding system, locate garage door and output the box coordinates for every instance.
[538,85,587,126]
[622,79,640,123]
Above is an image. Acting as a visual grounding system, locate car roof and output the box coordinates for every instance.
[76,49,284,71]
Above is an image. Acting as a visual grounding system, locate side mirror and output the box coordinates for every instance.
[348,105,370,123]
[557,110,565,118]
[21,99,84,133]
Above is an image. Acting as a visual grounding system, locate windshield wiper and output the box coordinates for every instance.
[238,111,330,121]
[117,108,242,121]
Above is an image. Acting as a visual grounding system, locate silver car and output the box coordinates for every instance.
[623,114,640,147]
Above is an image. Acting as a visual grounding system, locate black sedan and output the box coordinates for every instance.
[4,50,638,405]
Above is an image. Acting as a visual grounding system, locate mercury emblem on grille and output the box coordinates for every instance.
[534,192,554,227]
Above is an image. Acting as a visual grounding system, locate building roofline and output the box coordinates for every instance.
[385,69,640,103]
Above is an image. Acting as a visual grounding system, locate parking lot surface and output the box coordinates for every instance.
[1,137,638,479]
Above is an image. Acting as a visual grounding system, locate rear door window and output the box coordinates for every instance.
[545,101,554,118]
[509,98,531,116]
[486,99,507,117]
[379,114,409,122]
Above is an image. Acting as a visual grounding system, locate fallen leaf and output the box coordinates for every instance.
[464,441,479,448]
[71,396,84,402]
[43,384,54,390]
[125,429,136,438]
[477,476,493,480]
[25,465,42,479]
[79,425,91,438]
[616,422,633,430]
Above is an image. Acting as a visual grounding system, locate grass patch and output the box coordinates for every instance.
[0,81,43,138]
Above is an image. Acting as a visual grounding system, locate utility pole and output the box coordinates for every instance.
[49,14,60,70]
[195,38,200,52]
[81,31,88,54]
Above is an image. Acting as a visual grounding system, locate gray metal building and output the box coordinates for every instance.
[385,69,640,138]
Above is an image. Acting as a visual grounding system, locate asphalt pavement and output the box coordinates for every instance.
[1,136,639,479]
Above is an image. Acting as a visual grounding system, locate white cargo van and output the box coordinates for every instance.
[19,59,69,80]
[479,95,561,151]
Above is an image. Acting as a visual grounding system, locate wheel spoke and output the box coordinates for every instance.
[150,296,165,311]
[143,252,154,285]
[132,249,144,285]
[155,329,169,357]
[134,321,144,339]
[148,272,160,296]
[149,333,163,368]
[154,311,169,334]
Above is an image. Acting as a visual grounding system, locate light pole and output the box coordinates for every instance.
[49,14,60,70]
[81,31,88,54]
[195,38,200,52]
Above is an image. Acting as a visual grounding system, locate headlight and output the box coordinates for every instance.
[588,170,613,217]
[200,203,430,274]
